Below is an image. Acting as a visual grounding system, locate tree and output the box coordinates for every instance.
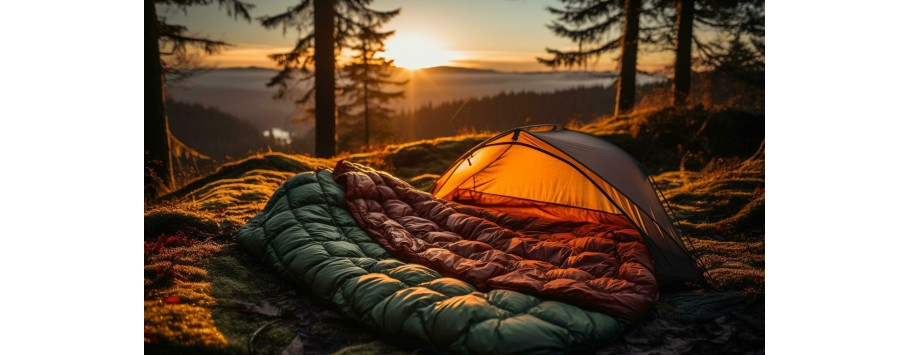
[651,0,764,106]
[260,0,399,158]
[538,0,644,116]
[313,0,335,158]
[673,0,694,106]
[617,0,642,115]
[692,0,764,71]
[145,0,253,199]
[336,24,406,152]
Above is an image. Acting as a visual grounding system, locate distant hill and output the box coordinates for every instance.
[216,66,279,72]
[167,66,644,127]
[166,98,275,160]
[413,66,500,74]
[167,67,666,155]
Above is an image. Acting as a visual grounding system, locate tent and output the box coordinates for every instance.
[432,125,707,286]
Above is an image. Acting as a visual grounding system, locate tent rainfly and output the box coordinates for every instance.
[432,125,707,286]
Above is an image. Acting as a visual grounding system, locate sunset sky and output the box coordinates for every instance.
[159,0,671,72]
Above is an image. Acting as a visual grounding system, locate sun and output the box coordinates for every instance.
[382,34,459,70]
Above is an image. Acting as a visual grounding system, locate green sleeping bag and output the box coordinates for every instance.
[238,170,624,354]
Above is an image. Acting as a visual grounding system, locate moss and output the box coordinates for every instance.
[642,151,765,293]
[689,237,764,292]
[349,135,490,180]
[653,150,765,239]
[145,207,219,239]
[164,153,334,200]
[144,241,228,349]
[694,195,764,235]
[203,245,413,354]
[144,302,228,349]
[207,249,279,352]
[408,174,440,192]
[167,169,295,226]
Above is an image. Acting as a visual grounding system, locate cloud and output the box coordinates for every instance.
[194,44,291,68]
[450,50,672,72]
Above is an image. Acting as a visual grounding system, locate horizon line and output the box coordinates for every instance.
[207,65,633,75]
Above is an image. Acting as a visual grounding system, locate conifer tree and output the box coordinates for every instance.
[260,0,399,157]
[146,0,253,199]
[673,0,695,106]
[692,0,764,72]
[336,24,406,152]
[653,0,764,106]
[538,0,644,116]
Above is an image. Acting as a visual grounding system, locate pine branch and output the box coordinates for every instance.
[538,38,621,68]
[259,0,312,33]
[159,20,231,55]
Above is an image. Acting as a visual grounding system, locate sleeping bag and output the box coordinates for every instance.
[238,166,654,353]
[333,160,658,322]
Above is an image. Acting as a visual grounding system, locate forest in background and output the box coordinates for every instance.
[145,0,764,198]
[165,65,763,178]
[396,69,763,141]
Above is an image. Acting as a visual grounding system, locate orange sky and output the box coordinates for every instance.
[160,0,674,72]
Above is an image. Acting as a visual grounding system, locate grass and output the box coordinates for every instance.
[145,107,764,353]
[657,149,765,237]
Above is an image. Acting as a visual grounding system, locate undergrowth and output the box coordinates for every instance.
[144,206,228,352]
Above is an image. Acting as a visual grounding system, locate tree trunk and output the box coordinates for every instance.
[615,0,641,116]
[673,0,695,107]
[145,0,174,199]
[362,50,370,151]
[314,0,336,158]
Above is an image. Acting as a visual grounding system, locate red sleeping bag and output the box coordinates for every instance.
[333,160,658,322]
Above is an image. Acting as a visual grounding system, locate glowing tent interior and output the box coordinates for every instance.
[432,125,708,286]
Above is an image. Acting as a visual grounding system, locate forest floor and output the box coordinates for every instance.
[144,107,765,354]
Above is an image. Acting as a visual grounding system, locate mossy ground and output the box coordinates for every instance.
[145,107,764,354]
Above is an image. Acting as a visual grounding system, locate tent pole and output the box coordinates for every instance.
[649,176,719,289]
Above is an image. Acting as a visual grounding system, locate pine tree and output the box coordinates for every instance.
[259,0,399,157]
[653,0,764,106]
[693,0,764,71]
[146,0,253,200]
[336,24,406,152]
[617,0,642,115]
[538,0,644,116]
[673,0,695,106]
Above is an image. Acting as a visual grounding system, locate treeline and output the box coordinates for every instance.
[166,98,275,160]
[397,86,617,140]
[397,69,764,141]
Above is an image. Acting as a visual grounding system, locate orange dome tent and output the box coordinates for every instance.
[432,125,708,286]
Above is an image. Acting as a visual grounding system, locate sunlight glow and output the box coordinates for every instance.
[382,34,460,70]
